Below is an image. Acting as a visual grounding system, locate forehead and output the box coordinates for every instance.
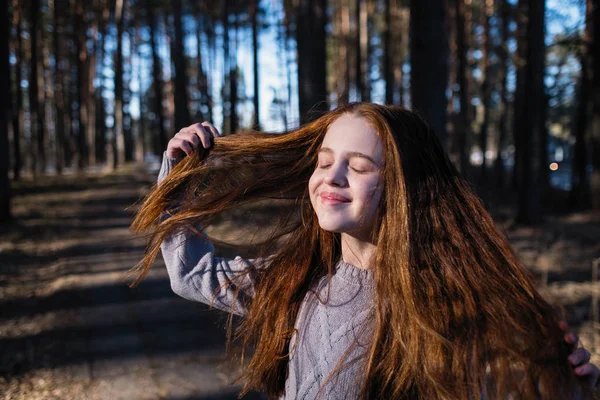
[321,114,383,160]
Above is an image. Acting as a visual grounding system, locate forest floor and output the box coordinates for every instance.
[0,162,599,399]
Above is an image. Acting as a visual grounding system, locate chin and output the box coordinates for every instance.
[317,219,355,234]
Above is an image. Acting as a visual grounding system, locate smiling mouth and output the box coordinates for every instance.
[320,192,351,205]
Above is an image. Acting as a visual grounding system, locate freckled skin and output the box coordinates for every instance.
[308,114,384,241]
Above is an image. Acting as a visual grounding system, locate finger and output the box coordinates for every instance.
[564,331,579,351]
[574,363,600,388]
[176,138,194,156]
[183,131,200,148]
[568,349,591,366]
[191,123,212,149]
[559,321,568,332]
[202,121,221,138]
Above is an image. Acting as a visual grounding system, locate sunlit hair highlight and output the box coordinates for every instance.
[131,102,589,399]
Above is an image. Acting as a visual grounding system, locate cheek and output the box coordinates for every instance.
[308,172,319,204]
[358,180,383,210]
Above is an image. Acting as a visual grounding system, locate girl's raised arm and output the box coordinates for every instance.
[156,123,264,317]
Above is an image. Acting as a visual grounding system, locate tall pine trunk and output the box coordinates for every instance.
[516,0,545,225]
[512,0,527,189]
[52,0,66,174]
[11,0,23,180]
[384,0,393,104]
[147,4,167,154]
[73,0,88,170]
[29,0,46,174]
[250,0,260,129]
[455,0,470,174]
[1,0,11,221]
[494,0,510,188]
[478,1,493,187]
[113,0,125,167]
[410,0,450,148]
[590,0,600,209]
[95,4,110,164]
[173,0,191,130]
[296,0,328,123]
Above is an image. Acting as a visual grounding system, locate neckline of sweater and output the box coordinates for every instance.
[335,259,375,286]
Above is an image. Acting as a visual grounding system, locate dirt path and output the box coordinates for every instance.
[1,163,599,399]
[0,164,262,400]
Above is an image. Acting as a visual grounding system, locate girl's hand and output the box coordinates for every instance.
[166,122,221,159]
[560,321,599,389]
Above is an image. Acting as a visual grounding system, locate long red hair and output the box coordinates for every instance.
[131,103,589,399]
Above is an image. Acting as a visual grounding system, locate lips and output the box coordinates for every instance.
[319,191,351,204]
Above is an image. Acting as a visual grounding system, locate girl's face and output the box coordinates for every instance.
[308,114,384,241]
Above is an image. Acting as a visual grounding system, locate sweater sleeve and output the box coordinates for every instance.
[157,152,261,317]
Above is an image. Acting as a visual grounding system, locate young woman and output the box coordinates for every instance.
[132,103,598,399]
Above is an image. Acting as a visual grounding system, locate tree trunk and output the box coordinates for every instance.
[1,0,11,221]
[410,0,450,148]
[86,12,98,167]
[589,0,600,209]
[338,2,350,105]
[296,0,328,123]
[173,0,191,130]
[11,0,23,180]
[478,1,493,187]
[52,0,66,174]
[494,0,510,188]
[113,0,125,168]
[455,0,470,175]
[250,0,260,129]
[229,12,239,134]
[516,0,545,225]
[95,3,110,164]
[147,4,168,155]
[204,16,214,123]
[512,0,527,189]
[384,0,393,104]
[123,12,134,162]
[29,0,46,174]
[73,0,88,170]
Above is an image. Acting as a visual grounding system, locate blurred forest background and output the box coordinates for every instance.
[1,0,600,398]
[0,0,599,222]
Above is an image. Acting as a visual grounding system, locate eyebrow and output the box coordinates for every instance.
[318,147,380,167]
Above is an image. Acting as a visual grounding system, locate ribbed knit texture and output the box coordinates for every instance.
[158,153,375,399]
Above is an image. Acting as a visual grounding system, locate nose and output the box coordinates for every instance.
[324,163,348,187]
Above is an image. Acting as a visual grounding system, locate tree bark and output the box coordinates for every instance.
[296,0,328,123]
[113,0,125,167]
[173,0,191,130]
[590,0,600,209]
[494,0,510,188]
[86,7,98,167]
[229,11,239,134]
[147,4,168,155]
[95,3,110,164]
[250,0,260,129]
[410,0,450,148]
[52,0,66,174]
[478,1,493,186]
[384,0,393,104]
[516,0,545,225]
[455,0,470,175]
[1,0,11,221]
[29,0,46,174]
[512,0,527,189]
[11,0,23,180]
[73,0,88,170]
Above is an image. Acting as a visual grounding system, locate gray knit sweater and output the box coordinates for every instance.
[158,153,375,399]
